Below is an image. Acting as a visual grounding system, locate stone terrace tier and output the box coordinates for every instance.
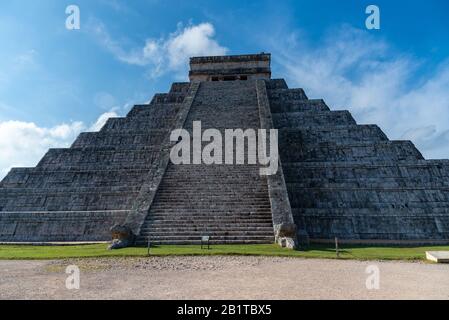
[266,79,449,244]
[0,83,191,241]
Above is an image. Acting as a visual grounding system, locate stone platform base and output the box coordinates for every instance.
[311,238,449,246]
[0,241,109,246]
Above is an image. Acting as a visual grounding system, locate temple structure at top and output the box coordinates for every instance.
[189,53,271,82]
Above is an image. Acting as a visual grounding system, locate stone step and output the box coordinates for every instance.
[156,184,268,189]
[38,148,159,168]
[152,195,271,200]
[159,175,267,180]
[148,218,272,223]
[138,235,274,241]
[144,230,272,236]
[21,163,154,172]
[280,140,423,163]
[72,130,168,148]
[153,194,270,200]
[145,222,273,228]
[169,82,191,93]
[279,125,389,145]
[0,210,128,242]
[159,177,267,181]
[1,170,150,188]
[267,88,308,101]
[1,202,135,213]
[149,204,272,209]
[148,211,271,217]
[150,92,187,104]
[126,103,181,118]
[148,212,272,218]
[146,225,273,231]
[156,183,267,188]
[148,219,273,225]
[289,188,449,209]
[151,202,271,207]
[0,185,141,194]
[155,188,268,192]
[292,207,449,216]
[149,212,270,218]
[158,177,268,182]
[269,99,330,113]
[101,117,176,132]
[148,211,272,216]
[162,168,266,173]
[165,165,264,170]
[266,79,288,90]
[135,239,274,245]
[283,159,449,168]
[142,226,274,232]
[273,110,356,128]
[287,180,449,189]
[154,193,268,198]
[149,208,272,213]
[150,206,272,211]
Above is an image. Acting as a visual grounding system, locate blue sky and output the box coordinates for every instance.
[1,0,449,177]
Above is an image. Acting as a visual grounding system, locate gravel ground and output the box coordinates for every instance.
[0,256,448,300]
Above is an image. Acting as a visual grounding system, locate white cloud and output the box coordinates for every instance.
[13,49,37,68]
[269,25,449,159]
[164,23,228,70]
[0,120,83,179]
[0,111,119,180]
[89,111,119,132]
[90,21,228,79]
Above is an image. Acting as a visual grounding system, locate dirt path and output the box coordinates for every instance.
[1,256,448,300]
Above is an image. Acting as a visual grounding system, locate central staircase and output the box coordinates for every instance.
[135,81,275,245]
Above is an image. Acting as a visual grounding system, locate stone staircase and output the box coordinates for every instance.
[136,80,275,245]
[135,164,273,245]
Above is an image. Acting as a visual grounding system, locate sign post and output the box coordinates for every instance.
[201,236,210,250]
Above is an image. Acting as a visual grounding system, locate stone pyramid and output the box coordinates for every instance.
[1,53,448,247]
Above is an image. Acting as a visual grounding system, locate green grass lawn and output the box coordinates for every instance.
[0,243,448,261]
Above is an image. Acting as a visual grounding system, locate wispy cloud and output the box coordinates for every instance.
[0,120,83,179]
[0,49,38,90]
[89,110,119,132]
[88,21,228,79]
[268,25,449,159]
[93,92,119,110]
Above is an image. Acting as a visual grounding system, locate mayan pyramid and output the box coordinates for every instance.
[1,53,448,247]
